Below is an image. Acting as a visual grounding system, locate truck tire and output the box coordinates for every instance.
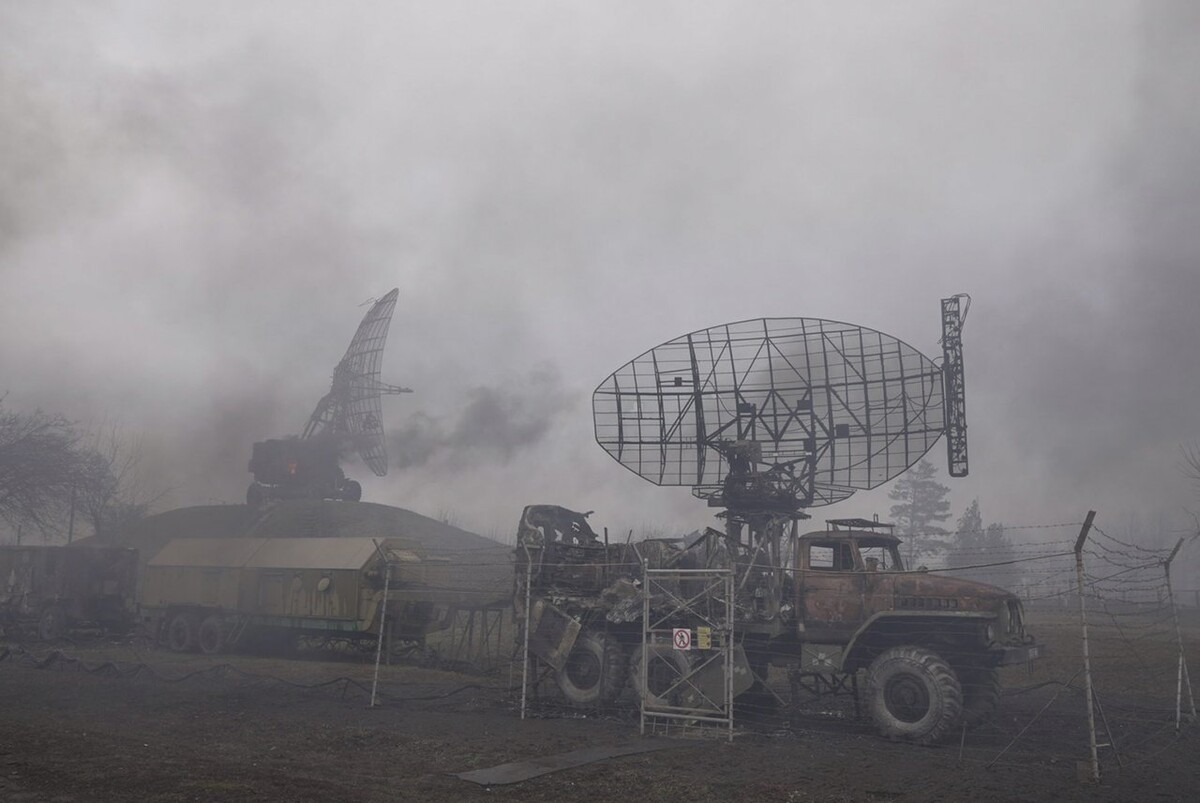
[167,612,199,653]
[246,483,264,506]
[630,644,692,707]
[959,664,1000,727]
[343,480,362,502]
[555,631,626,706]
[197,615,225,655]
[866,645,963,745]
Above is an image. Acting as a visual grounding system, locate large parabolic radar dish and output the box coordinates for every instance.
[302,288,411,477]
[593,314,956,510]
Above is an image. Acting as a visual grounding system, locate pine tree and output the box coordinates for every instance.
[888,459,952,567]
[945,498,1020,588]
[947,498,983,570]
[979,522,1018,588]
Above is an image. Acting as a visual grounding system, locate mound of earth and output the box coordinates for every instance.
[82,500,514,606]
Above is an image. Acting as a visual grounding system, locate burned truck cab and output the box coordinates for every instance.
[793,522,1038,668]
[786,521,1040,743]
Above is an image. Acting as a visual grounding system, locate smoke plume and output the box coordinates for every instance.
[388,365,575,471]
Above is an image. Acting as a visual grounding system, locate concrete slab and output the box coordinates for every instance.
[455,740,690,786]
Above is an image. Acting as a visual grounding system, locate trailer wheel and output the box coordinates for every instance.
[38,605,67,641]
[555,631,626,706]
[167,612,199,653]
[866,645,963,745]
[630,644,692,707]
[197,615,225,655]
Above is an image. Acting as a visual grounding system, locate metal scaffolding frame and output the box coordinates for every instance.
[640,567,735,741]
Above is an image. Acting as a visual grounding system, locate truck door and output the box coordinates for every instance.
[797,540,865,641]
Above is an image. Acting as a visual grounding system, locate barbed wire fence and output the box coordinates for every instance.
[876,510,1199,783]
[10,512,1187,785]
[476,510,1200,784]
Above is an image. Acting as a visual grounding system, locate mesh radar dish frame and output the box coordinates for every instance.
[592,297,969,541]
[247,289,412,507]
[302,288,413,476]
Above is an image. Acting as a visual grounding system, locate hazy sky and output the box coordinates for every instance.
[2,1,1198,545]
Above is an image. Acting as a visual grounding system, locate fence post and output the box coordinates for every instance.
[1163,538,1197,731]
[1074,510,1100,783]
[520,544,533,721]
[370,558,391,708]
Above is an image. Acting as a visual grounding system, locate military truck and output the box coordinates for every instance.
[515,505,1040,745]
[140,536,444,654]
[0,545,139,640]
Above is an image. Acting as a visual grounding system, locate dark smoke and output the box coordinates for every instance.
[389,366,575,470]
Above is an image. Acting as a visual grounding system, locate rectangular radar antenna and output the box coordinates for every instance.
[940,294,970,478]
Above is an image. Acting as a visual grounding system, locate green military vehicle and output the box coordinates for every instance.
[0,545,138,640]
[141,536,448,654]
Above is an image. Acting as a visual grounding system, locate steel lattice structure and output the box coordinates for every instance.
[593,315,953,512]
[302,288,411,476]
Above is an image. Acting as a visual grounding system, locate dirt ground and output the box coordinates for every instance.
[3,614,1199,802]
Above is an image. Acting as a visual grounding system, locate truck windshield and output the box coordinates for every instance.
[859,543,903,572]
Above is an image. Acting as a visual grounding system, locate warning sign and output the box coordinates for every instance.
[696,627,712,650]
[672,628,692,650]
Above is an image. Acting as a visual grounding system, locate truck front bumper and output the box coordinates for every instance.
[993,642,1043,666]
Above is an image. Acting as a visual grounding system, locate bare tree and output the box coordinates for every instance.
[1,401,166,542]
[74,422,167,541]
[1184,442,1200,493]
[1183,442,1200,537]
[0,400,81,535]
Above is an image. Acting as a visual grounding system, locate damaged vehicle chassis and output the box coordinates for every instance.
[515,505,1040,745]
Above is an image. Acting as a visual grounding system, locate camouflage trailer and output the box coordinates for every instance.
[141,537,450,654]
[0,545,139,640]
[516,505,1040,745]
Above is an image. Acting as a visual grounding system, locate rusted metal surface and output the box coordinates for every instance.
[526,599,582,671]
[516,504,1040,744]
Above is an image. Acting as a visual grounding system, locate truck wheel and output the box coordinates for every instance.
[38,605,67,641]
[630,644,692,707]
[343,480,362,502]
[959,665,1000,727]
[867,645,963,745]
[197,615,225,655]
[246,483,264,506]
[167,612,199,653]
[555,632,626,706]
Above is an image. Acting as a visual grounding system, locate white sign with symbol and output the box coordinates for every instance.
[672,628,692,650]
